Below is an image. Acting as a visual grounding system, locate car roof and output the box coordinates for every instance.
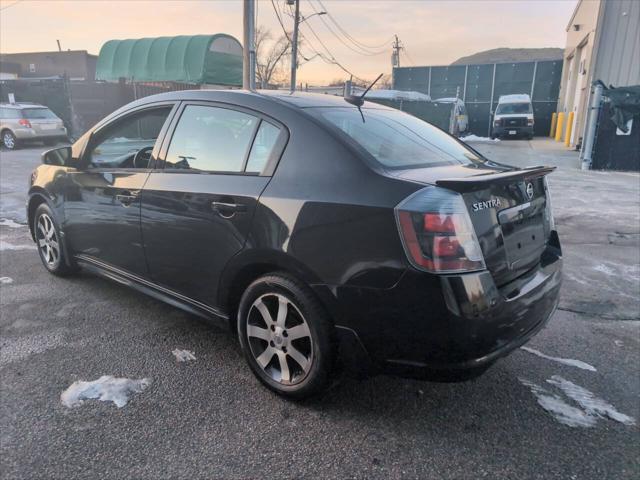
[131,89,394,111]
[0,102,47,109]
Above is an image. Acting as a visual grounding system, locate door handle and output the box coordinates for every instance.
[211,201,246,218]
[116,191,139,207]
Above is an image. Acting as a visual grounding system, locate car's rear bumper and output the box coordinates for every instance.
[13,128,67,140]
[316,234,562,379]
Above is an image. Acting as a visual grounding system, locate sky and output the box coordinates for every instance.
[0,0,578,84]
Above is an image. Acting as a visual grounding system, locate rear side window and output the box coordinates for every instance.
[22,108,58,119]
[0,108,21,119]
[246,121,280,173]
[313,107,480,169]
[165,105,258,172]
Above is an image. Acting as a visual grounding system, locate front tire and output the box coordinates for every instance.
[237,273,336,398]
[33,203,76,276]
[2,130,18,150]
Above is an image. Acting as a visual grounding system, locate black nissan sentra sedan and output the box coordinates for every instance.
[28,90,562,398]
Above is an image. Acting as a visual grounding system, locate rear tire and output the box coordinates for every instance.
[237,273,337,398]
[33,203,77,276]
[2,130,18,150]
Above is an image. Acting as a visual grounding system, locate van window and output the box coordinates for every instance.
[496,103,532,115]
[311,107,481,169]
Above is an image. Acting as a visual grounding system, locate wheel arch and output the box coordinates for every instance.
[27,190,52,241]
[219,249,329,331]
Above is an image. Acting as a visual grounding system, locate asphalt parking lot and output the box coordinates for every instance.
[1,139,639,479]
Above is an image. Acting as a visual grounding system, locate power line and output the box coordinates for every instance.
[0,0,24,12]
[315,0,395,51]
[304,0,386,57]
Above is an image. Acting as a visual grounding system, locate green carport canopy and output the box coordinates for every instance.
[96,34,242,86]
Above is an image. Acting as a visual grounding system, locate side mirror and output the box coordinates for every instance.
[42,146,77,167]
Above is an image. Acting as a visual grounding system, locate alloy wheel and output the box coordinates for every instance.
[246,293,313,385]
[3,133,15,149]
[36,213,60,267]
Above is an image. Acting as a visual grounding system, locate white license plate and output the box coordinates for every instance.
[40,124,58,130]
[509,130,517,135]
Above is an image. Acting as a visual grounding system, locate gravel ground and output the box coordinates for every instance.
[0,139,638,479]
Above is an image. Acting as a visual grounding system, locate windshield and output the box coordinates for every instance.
[22,108,58,119]
[311,107,481,169]
[496,103,532,115]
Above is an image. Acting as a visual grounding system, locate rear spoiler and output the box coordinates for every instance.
[436,166,556,192]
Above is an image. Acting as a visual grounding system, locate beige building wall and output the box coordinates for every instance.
[557,0,602,147]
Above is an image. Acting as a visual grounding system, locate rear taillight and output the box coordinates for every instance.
[395,187,485,273]
[527,118,534,126]
[18,119,32,128]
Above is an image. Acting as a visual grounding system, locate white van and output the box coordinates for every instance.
[491,94,534,139]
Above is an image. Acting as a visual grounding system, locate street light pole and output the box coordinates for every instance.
[289,0,300,92]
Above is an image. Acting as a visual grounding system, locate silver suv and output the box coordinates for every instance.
[1,103,68,150]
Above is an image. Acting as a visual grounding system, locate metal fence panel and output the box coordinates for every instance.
[393,60,563,137]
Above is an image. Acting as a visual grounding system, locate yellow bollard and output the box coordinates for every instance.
[565,111,574,147]
[555,112,565,141]
[549,112,557,138]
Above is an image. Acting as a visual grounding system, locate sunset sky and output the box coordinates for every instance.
[0,0,578,84]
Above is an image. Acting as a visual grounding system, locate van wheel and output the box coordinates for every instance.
[33,203,77,276]
[237,273,336,398]
[2,130,18,150]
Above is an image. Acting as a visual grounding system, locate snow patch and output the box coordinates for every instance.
[547,375,636,426]
[0,219,26,229]
[519,378,595,427]
[61,375,151,408]
[461,135,500,143]
[521,346,597,371]
[592,264,616,276]
[0,277,13,284]
[172,349,196,362]
[0,239,36,251]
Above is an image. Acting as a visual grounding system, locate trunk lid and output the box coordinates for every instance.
[393,164,554,286]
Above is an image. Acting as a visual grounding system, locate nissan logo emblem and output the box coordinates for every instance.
[526,182,534,200]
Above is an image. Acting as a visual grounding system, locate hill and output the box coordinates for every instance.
[451,47,564,65]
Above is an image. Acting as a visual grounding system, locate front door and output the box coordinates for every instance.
[140,103,285,307]
[63,104,176,277]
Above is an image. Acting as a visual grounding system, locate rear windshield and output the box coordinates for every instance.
[310,107,480,169]
[496,103,532,115]
[22,108,58,119]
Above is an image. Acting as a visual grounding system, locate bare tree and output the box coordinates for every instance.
[255,26,291,88]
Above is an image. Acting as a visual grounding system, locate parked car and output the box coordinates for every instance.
[491,94,535,139]
[1,103,68,150]
[434,97,469,135]
[28,90,562,398]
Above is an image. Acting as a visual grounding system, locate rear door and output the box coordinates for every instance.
[140,102,287,307]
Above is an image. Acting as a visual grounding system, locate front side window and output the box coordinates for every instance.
[165,105,258,172]
[312,107,481,169]
[496,103,533,115]
[22,108,58,119]
[87,107,171,168]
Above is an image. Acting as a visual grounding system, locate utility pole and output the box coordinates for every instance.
[56,40,62,52]
[289,0,301,92]
[243,0,256,90]
[392,35,401,69]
